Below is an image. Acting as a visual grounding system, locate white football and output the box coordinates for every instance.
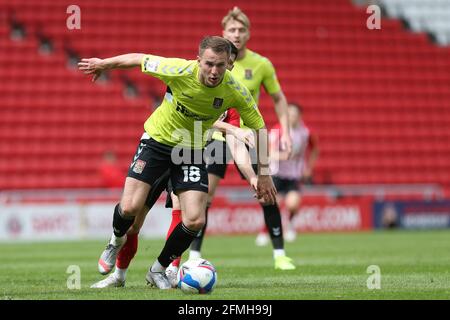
[177,258,217,294]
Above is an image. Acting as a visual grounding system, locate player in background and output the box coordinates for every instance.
[79,36,276,290]
[98,150,125,189]
[166,7,295,274]
[86,38,266,289]
[256,103,319,245]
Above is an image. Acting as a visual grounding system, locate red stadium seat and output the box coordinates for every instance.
[0,0,449,190]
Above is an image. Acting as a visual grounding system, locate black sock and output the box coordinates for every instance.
[262,203,284,249]
[158,222,198,267]
[190,204,209,252]
[112,203,135,237]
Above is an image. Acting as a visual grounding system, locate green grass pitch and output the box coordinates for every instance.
[1,230,449,300]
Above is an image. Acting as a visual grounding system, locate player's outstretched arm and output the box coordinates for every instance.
[255,127,277,205]
[78,53,145,82]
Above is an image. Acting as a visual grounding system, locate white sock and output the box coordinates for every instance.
[273,249,286,259]
[288,222,296,231]
[113,267,127,281]
[189,250,201,260]
[110,233,126,246]
[151,259,165,273]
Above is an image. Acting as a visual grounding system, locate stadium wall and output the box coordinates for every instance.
[2,195,449,242]
[373,200,450,229]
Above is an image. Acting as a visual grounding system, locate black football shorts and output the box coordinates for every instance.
[127,134,209,204]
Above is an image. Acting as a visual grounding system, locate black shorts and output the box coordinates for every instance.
[164,180,174,208]
[127,135,209,200]
[206,140,258,181]
[272,176,300,195]
[144,169,170,209]
[205,139,232,179]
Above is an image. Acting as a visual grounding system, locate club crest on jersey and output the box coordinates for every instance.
[133,159,146,174]
[212,98,223,109]
[245,69,253,80]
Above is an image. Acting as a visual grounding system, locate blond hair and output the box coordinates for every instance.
[221,6,250,30]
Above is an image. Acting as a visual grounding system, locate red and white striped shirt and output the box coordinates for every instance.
[269,122,315,180]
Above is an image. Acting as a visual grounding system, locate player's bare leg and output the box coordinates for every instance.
[284,191,300,242]
[147,190,207,289]
[97,177,150,275]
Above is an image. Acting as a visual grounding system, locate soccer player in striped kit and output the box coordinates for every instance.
[256,103,319,244]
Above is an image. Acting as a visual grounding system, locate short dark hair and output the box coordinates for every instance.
[199,36,231,57]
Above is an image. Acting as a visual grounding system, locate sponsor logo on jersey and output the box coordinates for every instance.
[212,98,223,109]
[176,101,213,121]
[133,159,146,174]
[144,59,160,72]
[181,92,194,99]
[245,69,253,80]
